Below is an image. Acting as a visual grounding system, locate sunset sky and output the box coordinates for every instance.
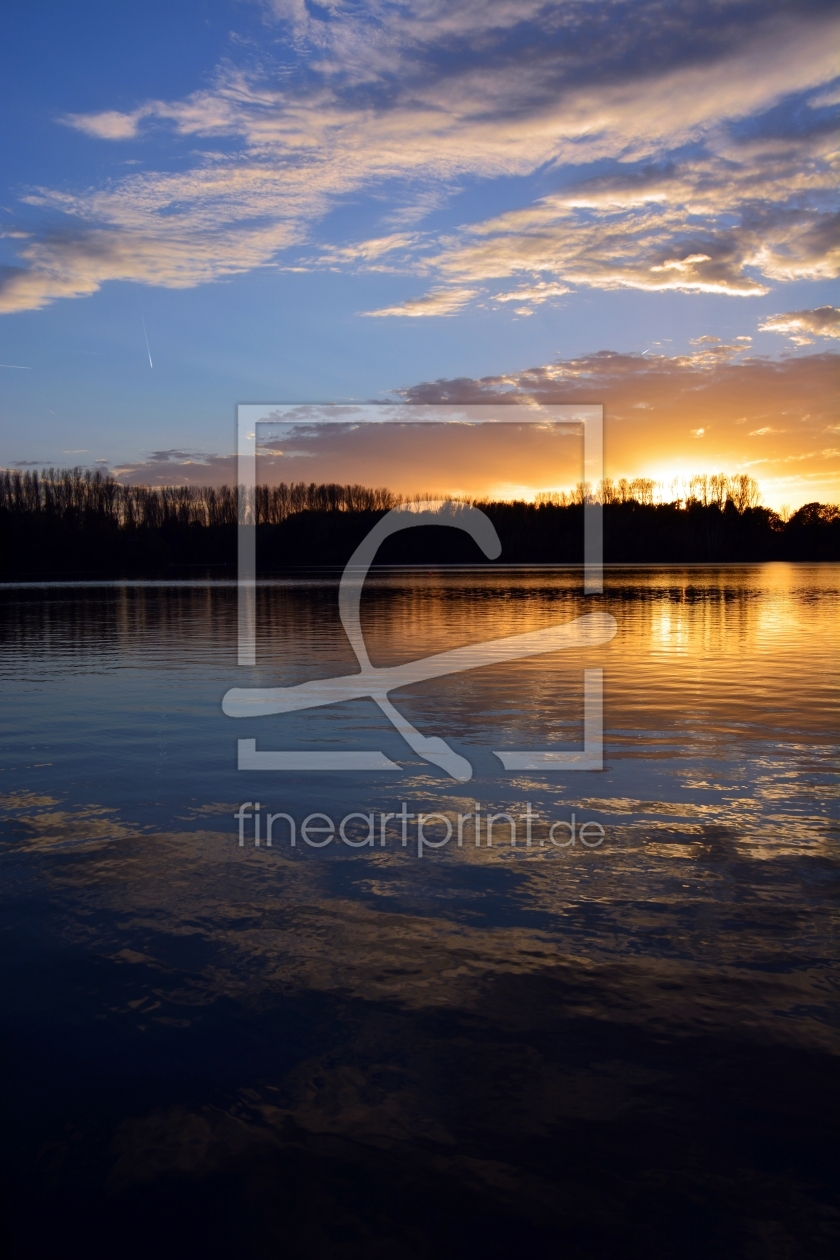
[1,0,838,508]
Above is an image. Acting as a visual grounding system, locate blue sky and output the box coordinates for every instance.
[1,0,837,505]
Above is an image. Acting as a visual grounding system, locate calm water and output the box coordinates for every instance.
[1,565,838,1257]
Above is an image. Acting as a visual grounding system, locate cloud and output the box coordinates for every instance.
[315,233,421,270]
[0,215,302,315]
[3,1,840,312]
[759,305,840,344]
[363,287,477,317]
[62,109,145,140]
[426,136,839,298]
[494,281,570,305]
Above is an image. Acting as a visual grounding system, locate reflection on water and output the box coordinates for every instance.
[1,566,838,1257]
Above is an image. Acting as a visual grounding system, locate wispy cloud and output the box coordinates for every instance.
[3,1,839,313]
[315,233,421,271]
[493,281,570,305]
[364,287,477,317]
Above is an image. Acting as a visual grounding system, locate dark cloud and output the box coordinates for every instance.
[285,1,839,108]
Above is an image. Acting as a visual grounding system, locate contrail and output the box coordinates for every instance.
[140,313,153,368]
[0,363,32,369]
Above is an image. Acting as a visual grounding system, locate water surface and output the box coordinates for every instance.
[1,565,838,1257]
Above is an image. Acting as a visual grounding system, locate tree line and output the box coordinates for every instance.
[0,466,772,521]
[0,467,398,527]
[0,467,837,576]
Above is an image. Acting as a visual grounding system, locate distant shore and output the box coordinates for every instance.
[1,470,838,578]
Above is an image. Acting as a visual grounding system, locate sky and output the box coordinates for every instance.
[0,0,838,509]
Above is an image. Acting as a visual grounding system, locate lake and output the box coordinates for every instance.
[1,564,838,1258]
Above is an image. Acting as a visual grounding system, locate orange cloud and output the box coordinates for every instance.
[400,348,840,508]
